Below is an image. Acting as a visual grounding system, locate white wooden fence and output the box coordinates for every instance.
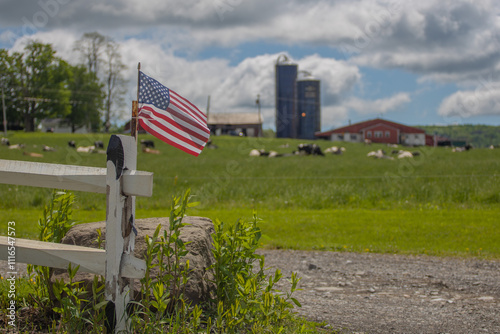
[0,134,153,333]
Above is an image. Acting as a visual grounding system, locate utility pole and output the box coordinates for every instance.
[256,94,261,119]
[256,94,261,137]
[2,87,6,137]
[206,95,211,119]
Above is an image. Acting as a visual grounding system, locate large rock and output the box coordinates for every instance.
[53,216,215,304]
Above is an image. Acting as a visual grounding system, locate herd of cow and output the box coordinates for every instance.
[249,143,346,158]
[247,142,477,160]
[0,137,161,157]
[247,141,487,160]
[2,136,491,161]
[68,139,160,154]
[366,148,420,160]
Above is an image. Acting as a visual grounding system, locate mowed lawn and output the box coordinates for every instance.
[0,132,499,258]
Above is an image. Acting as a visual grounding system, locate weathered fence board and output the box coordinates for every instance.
[0,133,153,333]
[0,159,153,197]
[0,236,146,279]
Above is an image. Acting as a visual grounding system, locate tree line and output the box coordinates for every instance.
[420,124,500,148]
[0,32,126,133]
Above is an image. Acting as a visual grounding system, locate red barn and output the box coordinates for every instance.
[316,118,432,146]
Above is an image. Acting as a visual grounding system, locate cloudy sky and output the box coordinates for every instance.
[1,0,500,130]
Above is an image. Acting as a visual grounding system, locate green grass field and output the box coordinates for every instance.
[1,132,499,258]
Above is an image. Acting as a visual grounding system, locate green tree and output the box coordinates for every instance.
[0,48,23,130]
[68,65,104,132]
[9,41,71,131]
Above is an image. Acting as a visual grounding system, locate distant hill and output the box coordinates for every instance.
[418,124,500,148]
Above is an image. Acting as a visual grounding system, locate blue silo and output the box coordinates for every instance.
[275,55,298,138]
[297,71,321,140]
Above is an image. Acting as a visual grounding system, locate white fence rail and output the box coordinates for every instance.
[0,134,152,333]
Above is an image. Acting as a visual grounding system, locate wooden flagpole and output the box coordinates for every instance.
[131,62,141,140]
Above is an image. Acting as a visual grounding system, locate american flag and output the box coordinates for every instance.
[137,71,210,156]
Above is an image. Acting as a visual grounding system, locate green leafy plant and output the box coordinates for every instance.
[26,191,107,333]
[27,190,76,312]
[131,189,198,332]
[209,214,302,333]
[52,264,87,331]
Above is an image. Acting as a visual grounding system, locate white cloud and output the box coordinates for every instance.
[320,105,350,130]
[6,31,363,128]
[438,84,500,118]
[345,93,411,115]
[3,0,500,86]
[299,54,361,104]
[10,30,79,59]
[349,0,500,83]
[0,30,18,45]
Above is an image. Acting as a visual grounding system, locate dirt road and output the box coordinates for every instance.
[258,250,500,334]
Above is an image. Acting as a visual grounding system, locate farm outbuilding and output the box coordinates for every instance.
[39,118,89,134]
[316,118,432,146]
[208,112,263,137]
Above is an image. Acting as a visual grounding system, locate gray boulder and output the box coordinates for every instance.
[53,216,215,304]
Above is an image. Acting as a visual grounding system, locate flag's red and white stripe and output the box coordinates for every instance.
[138,91,209,157]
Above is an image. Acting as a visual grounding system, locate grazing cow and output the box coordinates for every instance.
[76,145,96,153]
[94,141,104,149]
[268,151,283,158]
[297,143,324,156]
[1,138,10,146]
[364,139,372,145]
[140,139,155,148]
[249,149,261,157]
[142,147,160,154]
[367,149,393,160]
[249,148,289,157]
[8,144,25,150]
[249,149,277,157]
[258,149,270,156]
[42,145,55,152]
[324,146,344,155]
[23,151,43,158]
[452,144,472,152]
[68,140,76,148]
[397,151,413,159]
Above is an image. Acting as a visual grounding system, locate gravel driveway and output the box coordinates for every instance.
[2,250,499,333]
[258,249,500,334]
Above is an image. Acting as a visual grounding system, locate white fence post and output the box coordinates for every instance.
[0,134,153,334]
[105,134,138,333]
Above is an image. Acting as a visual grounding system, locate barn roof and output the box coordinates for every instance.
[316,118,425,137]
[208,113,263,125]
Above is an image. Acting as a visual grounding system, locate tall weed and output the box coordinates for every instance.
[210,214,302,333]
[13,189,315,333]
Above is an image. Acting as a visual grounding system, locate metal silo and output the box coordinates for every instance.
[297,71,321,140]
[275,55,298,138]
